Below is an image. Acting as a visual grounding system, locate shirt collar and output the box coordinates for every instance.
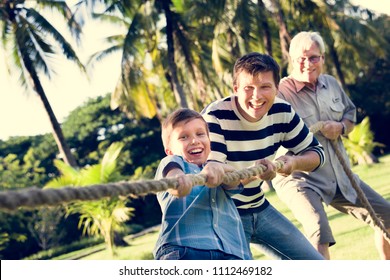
[291,74,327,93]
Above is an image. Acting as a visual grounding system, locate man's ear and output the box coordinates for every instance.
[165,148,173,155]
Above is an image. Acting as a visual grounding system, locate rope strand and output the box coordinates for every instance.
[310,121,390,243]
[0,161,283,212]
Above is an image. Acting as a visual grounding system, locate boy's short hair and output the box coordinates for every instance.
[161,108,209,150]
[233,52,280,87]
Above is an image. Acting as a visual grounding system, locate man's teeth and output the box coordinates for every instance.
[251,101,265,108]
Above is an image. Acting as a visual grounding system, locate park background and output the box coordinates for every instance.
[1,0,390,260]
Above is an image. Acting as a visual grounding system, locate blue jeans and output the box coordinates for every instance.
[240,204,324,260]
[155,245,242,260]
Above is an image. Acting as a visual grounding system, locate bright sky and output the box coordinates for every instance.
[0,1,121,140]
[0,1,389,140]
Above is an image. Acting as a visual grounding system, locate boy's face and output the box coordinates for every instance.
[234,70,277,122]
[165,118,211,166]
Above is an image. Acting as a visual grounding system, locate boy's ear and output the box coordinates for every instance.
[165,148,173,155]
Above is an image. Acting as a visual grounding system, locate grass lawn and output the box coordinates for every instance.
[64,154,390,260]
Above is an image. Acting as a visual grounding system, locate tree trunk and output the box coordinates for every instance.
[105,221,116,257]
[320,21,347,91]
[161,0,189,108]
[328,38,347,90]
[28,68,78,168]
[271,0,291,75]
[257,0,273,56]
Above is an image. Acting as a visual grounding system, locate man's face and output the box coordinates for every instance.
[291,42,324,85]
[234,70,277,122]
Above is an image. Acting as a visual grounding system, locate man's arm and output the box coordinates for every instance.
[276,150,321,177]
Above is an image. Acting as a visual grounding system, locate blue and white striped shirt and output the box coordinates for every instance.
[202,96,325,214]
[153,155,252,260]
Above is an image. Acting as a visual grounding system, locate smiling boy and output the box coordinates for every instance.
[153,108,251,260]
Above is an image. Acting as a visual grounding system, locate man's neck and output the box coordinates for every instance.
[304,81,317,91]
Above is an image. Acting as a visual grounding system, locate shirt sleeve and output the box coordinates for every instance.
[283,107,325,170]
[340,85,356,123]
[155,155,185,180]
[202,110,228,163]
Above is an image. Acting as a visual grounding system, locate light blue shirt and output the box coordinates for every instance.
[153,155,251,260]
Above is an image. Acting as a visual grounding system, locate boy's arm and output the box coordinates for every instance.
[165,167,193,198]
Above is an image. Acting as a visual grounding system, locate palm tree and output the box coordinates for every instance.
[76,0,390,122]
[75,0,174,118]
[82,0,215,117]
[0,0,84,167]
[257,0,273,56]
[45,142,133,256]
[160,0,188,108]
[270,0,291,73]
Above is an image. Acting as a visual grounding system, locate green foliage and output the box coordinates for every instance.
[0,232,10,257]
[343,117,385,165]
[45,142,134,256]
[0,136,54,190]
[27,207,66,251]
[0,95,163,259]
[0,210,40,259]
[62,94,165,176]
[23,236,104,260]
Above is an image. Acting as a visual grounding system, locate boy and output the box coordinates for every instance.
[202,52,325,259]
[153,108,251,260]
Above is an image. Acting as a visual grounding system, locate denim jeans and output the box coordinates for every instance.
[155,245,242,260]
[240,204,324,260]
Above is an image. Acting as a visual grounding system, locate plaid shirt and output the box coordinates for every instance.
[153,155,251,260]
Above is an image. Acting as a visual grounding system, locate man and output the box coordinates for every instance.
[202,52,325,260]
[275,31,390,259]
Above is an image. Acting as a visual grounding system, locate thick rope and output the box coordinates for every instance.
[0,161,283,212]
[310,121,390,243]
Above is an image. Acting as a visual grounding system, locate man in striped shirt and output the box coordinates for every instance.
[201,52,325,260]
